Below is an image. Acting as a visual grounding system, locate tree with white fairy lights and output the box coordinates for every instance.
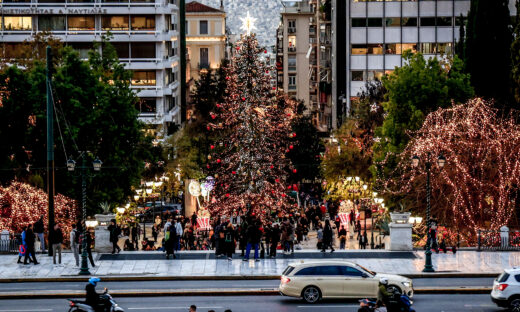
[388,98,520,238]
[205,34,297,220]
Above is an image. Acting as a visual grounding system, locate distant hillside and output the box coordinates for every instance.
[187,0,283,47]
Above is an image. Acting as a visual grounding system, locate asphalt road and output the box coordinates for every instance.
[0,278,496,293]
[0,294,504,312]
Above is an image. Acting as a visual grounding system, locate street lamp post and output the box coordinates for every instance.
[411,153,446,273]
[67,154,102,276]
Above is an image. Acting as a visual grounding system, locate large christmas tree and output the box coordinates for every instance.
[205,34,297,220]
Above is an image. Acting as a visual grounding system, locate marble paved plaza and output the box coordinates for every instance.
[1,250,520,279]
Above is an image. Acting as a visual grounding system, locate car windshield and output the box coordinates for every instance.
[356,264,376,276]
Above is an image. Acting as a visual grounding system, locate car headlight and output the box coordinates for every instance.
[402,282,411,288]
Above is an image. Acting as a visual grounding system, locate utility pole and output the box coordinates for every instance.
[46,46,55,257]
[180,0,187,123]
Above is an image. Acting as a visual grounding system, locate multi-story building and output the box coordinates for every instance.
[185,1,226,82]
[332,0,517,129]
[277,0,332,133]
[0,0,180,135]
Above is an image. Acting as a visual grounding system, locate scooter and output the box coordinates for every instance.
[386,289,415,312]
[68,288,124,312]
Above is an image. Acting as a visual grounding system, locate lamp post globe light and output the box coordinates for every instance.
[411,153,446,273]
[67,153,102,275]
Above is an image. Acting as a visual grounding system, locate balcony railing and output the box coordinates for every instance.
[288,27,296,34]
[288,47,297,53]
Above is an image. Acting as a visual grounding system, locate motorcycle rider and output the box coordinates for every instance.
[377,278,391,307]
[86,277,102,311]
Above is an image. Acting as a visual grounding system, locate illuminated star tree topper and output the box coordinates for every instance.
[240,11,257,36]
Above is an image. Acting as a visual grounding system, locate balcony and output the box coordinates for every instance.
[288,46,297,53]
[288,27,296,34]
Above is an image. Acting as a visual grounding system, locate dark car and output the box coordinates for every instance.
[135,202,183,221]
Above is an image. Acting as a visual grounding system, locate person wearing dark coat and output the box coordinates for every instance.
[23,224,38,265]
[164,224,176,259]
[223,223,236,260]
[269,223,281,258]
[243,220,261,261]
[321,220,335,253]
[107,220,121,254]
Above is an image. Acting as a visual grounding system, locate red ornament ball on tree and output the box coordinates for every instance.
[226,193,230,197]
[289,145,294,150]
[242,97,246,101]
[293,169,297,173]
[217,159,221,163]
[232,171,236,175]
[275,178,280,183]
[270,165,274,169]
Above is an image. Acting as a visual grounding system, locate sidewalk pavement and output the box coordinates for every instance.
[1,250,519,281]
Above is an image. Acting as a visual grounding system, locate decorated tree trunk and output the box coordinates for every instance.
[205,34,297,221]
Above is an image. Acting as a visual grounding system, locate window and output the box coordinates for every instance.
[385,43,417,54]
[295,266,317,276]
[352,71,364,81]
[199,48,209,68]
[288,74,296,90]
[436,42,453,54]
[69,42,93,59]
[315,266,343,276]
[352,18,366,27]
[38,16,65,31]
[3,16,32,31]
[498,273,510,283]
[420,42,435,54]
[288,55,296,72]
[420,17,436,27]
[367,70,384,81]
[401,17,417,27]
[288,36,297,52]
[111,42,130,59]
[132,15,155,31]
[2,43,23,58]
[351,44,367,55]
[185,20,189,34]
[368,44,383,54]
[132,70,156,86]
[136,98,156,113]
[199,20,208,35]
[341,266,364,277]
[288,19,296,33]
[102,16,129,31]
[131,42,156,58]
[367,18,382,27]
[437,17,452,27]
[67,16,95,31]
[385,18,400,27]
[282,266,295,276]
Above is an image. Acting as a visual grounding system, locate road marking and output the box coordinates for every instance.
[297,305,358,308]
[0,310,53,312]
[128,307,224,310]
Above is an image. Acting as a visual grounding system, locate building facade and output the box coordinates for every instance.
[0,0,180,135]
[185,1,226,82]
[332,0,517,129]
[277,0,332,133]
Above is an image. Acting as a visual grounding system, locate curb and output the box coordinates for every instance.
[0,273,499,283]
[0,287,493,300]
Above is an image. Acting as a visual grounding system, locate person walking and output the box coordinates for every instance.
[152,224,159,243]
[174,218,183,251]
[338,225,347,250]
[107,219,121,254]
[84,229,95,267]
[50,224,63,265]
[321,220,335,253]
[316,223,323,250]
[33,215,46,254]
[18,226,28,264]
[23,224,38,265]
[70,224,80,267]
[359,231,368,249]
[243,220,261,261]
[131,224,139,250]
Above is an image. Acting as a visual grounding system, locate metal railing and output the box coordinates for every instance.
[477,229,520,251]
[0,238,20,254]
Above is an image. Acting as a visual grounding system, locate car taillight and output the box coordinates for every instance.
[498,284,509,291]
[281,276,291,284]
[69,301,75,307]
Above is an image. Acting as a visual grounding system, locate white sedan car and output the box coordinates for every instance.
[279,261,413,303]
